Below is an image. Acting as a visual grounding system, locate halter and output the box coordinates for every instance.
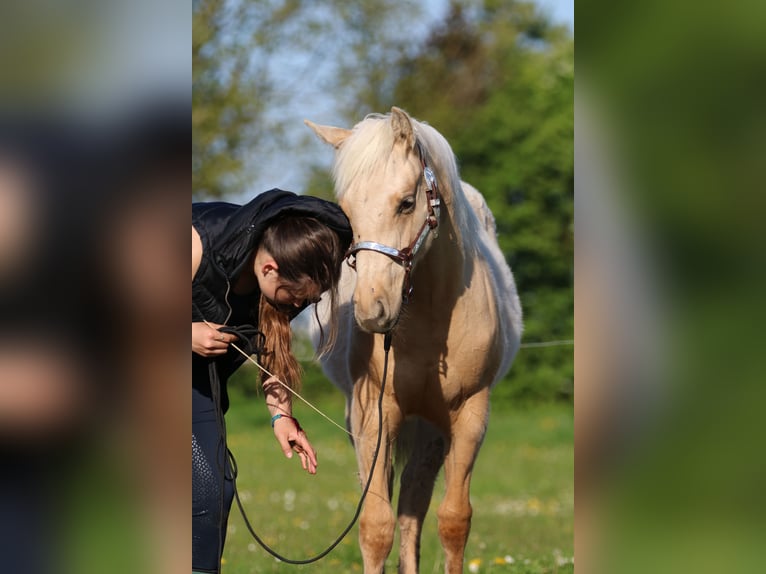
[345,142,442,303]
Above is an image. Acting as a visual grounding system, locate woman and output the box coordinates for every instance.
[191,188,351,573]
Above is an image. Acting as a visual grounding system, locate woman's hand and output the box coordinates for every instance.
[273,415,318,475]
[192,321,235,357]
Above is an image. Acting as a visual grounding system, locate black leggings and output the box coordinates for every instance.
[192,386,234,573]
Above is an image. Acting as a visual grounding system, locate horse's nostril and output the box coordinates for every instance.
[376,299,385,319]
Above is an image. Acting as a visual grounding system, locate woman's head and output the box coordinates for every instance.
[256,216,345,310]
[254,216,346,390]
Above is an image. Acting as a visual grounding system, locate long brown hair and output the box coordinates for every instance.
[257,216,345,391]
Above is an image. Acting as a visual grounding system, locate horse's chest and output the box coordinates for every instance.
[390,331,499,408]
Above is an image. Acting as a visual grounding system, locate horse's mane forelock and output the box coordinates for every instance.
[332,112,481,254]
[332,114,394,201]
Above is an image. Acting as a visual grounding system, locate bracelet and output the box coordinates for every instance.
[270,414,285,427]
[270,413,303,433]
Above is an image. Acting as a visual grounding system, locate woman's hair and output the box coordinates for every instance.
[257,216,345,391]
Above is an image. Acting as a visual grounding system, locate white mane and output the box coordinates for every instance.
[333,113,480,256]
[332,113,394,201]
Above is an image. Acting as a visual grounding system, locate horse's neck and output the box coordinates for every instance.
[412,206,467,309]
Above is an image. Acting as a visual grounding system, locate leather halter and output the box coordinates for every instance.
[345,142,442,303]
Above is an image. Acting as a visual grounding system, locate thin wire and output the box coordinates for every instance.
[519,339,574,349]
[203,319,360,441]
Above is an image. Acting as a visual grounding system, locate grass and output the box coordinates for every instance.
[221,376,573,574]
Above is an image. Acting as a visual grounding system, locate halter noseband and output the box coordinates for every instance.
[345,142,442,303]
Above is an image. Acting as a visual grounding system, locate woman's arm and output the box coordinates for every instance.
[192,225,202,281]
[263,376,318,474]
[192,225,235,356]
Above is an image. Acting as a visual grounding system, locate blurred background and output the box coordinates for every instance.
[1,1,189,573]
[577,0,766,572]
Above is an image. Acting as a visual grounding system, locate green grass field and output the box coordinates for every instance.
[221,382,573,574]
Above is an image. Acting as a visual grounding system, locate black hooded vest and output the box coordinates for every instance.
[192,189,352,398]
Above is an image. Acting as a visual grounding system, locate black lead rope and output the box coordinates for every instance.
[207,324,266,572]
[215,327,392,567]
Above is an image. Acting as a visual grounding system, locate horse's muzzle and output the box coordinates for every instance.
[353,296,400,334]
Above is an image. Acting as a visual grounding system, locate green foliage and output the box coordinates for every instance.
[193,0,268,198]
[303,164,337,202]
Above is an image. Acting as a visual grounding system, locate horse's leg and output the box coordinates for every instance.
[437,388,490,574]
[397,419,446,574]
[352,379,400,574]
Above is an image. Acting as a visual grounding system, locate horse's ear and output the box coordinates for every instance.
[304,120,351,149]
[390,107,415,150]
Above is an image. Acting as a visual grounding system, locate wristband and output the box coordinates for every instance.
[270,414,285,427]
[270,413,303,433]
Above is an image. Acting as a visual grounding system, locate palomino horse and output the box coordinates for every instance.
[306,107,522,574]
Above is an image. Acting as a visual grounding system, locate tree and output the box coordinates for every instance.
[193,0,420,199]
[193,0,266,198]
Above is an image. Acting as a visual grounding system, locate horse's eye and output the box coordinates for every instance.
[398,196,416,214]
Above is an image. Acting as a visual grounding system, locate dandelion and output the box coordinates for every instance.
[504,555,515,564]
[526,497,542,516]
[468,558,482,573]
[493,557,506,565]
[247,543,256,552]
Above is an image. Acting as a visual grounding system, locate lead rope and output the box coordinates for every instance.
[232,331,391,564]
[208,321,391,566]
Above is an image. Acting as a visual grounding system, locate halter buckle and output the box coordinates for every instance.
[423,166,436,191]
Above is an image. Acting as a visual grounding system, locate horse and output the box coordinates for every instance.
[305,107,522,573]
